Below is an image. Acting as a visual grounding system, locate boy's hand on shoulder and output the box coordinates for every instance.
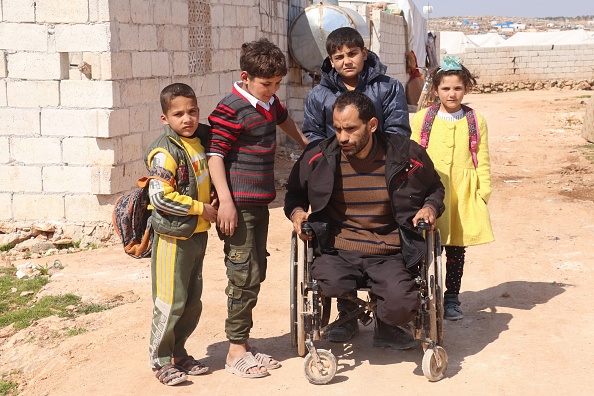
[202,203,218,223]
[217,200,238,236]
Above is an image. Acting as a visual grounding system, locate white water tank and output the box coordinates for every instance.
[288,3,370,74]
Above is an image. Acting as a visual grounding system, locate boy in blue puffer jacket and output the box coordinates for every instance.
[302,26,411,144]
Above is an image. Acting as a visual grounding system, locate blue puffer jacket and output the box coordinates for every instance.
[302,51,411,143]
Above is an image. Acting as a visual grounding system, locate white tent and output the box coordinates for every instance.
[467,32,505,47]
[439,31,477,54]
[498,30,594,46]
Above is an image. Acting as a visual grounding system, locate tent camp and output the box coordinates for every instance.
[439,30,477,54]
[498,29,594,46]
[467,32,505,47]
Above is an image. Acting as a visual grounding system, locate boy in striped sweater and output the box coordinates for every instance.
[207,38,309,378]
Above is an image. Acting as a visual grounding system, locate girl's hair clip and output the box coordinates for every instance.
[437,55,462,73]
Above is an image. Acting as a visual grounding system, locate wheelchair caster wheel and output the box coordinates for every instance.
[422,346,448,381]
[303,349,337,385]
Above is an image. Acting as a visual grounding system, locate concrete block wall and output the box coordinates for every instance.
[0,0,311,234]
[371,10,407,84]
[453,44,594,84]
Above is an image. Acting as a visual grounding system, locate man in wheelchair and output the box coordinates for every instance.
[285,91,445,349]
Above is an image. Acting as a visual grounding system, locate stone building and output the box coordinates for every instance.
[0,0,409,246]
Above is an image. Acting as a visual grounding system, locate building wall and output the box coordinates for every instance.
[452,44,594,84]
[0,0,408,244]
[371,10,407,84]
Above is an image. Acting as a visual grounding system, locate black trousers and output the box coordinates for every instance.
[311,249,419,327]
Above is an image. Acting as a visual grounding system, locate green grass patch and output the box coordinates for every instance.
[0,243,14,252]
[66,327,87,337]
[0,268,116,331]
[0,379,18,396]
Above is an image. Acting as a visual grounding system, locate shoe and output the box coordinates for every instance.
[372,319,417,350]
[444,295,464,321]
[326,313,359,343]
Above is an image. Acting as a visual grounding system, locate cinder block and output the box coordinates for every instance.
[43,166,93,193]
[121,133,144,163]
[129,105,151,133]
[91,160,145,195]
[0,80,6,107]
[55,24,111,52]
[7,80,59,107]
[2,0,35,22]
[131,52,152,78]
[6,52,62,80]
[89,0,110,22]
[62,137,120,166]
[138,25,158,51]
[104,108,131,138]
[12,137,61,164]
[0,194,12,220]
[60,80,119,108]
[36,0,89,23]
[0,165,42,192]
[158,26,183,51]
[151,52,170,77]
[153,1,172,24]
[171,0,189,25]
[119,79,142,106]
[44,108,129,138]
[111,0,131,23]
[118,24,139,52]
[223,4,237,26]
[210,5,224,27]
[0,108,41,136]
[108,52,133,80]
[65,194,112,222]
[172,52,190,76]
[0,51,6,77]
[140,79,160,105]
[130,0,153,24]
[13,194,64,220]
[0,137,9,163]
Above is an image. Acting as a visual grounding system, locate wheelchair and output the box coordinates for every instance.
[289,222,448,384]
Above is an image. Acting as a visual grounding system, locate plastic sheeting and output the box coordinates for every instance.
[498,30,594,46]
[340,0,428,67]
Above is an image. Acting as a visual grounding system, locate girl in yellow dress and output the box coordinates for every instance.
[411,56,494,321]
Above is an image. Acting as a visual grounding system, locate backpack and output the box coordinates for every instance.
[112,173,170,259]
[420,104,480,168]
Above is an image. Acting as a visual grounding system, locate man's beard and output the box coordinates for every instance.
[342,128,371,158]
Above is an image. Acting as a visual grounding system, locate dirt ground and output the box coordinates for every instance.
[2,90,594,395]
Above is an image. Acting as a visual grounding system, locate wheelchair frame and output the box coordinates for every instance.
[289,223,448,384]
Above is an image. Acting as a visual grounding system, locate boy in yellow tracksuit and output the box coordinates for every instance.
[146,83,218,386]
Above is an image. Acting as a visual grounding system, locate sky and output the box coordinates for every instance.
[410,0,593,18]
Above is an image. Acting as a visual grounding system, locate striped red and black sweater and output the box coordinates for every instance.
[207,86,288,207]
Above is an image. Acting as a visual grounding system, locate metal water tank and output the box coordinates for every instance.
[288,2,370,74]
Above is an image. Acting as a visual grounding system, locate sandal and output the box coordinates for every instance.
[250,347,281,370]
[176,355,209,375]
[154,363,188,386]
[225,352,269,378]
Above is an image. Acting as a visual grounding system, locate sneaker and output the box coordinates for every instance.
[326,314,359,343]
[372,319,417,350]
[444,295,464,321]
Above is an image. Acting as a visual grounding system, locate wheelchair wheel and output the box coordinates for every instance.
[296,234,308,357]
[290,232,298,348]
[303,349,337,385]
[422,346,448,382]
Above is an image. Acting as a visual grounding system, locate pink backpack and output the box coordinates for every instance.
[420,104,479,168]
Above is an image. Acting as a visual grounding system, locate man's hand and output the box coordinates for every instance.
[412,206,437,231]
[291,209,311,241]
[217,200,238,236]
